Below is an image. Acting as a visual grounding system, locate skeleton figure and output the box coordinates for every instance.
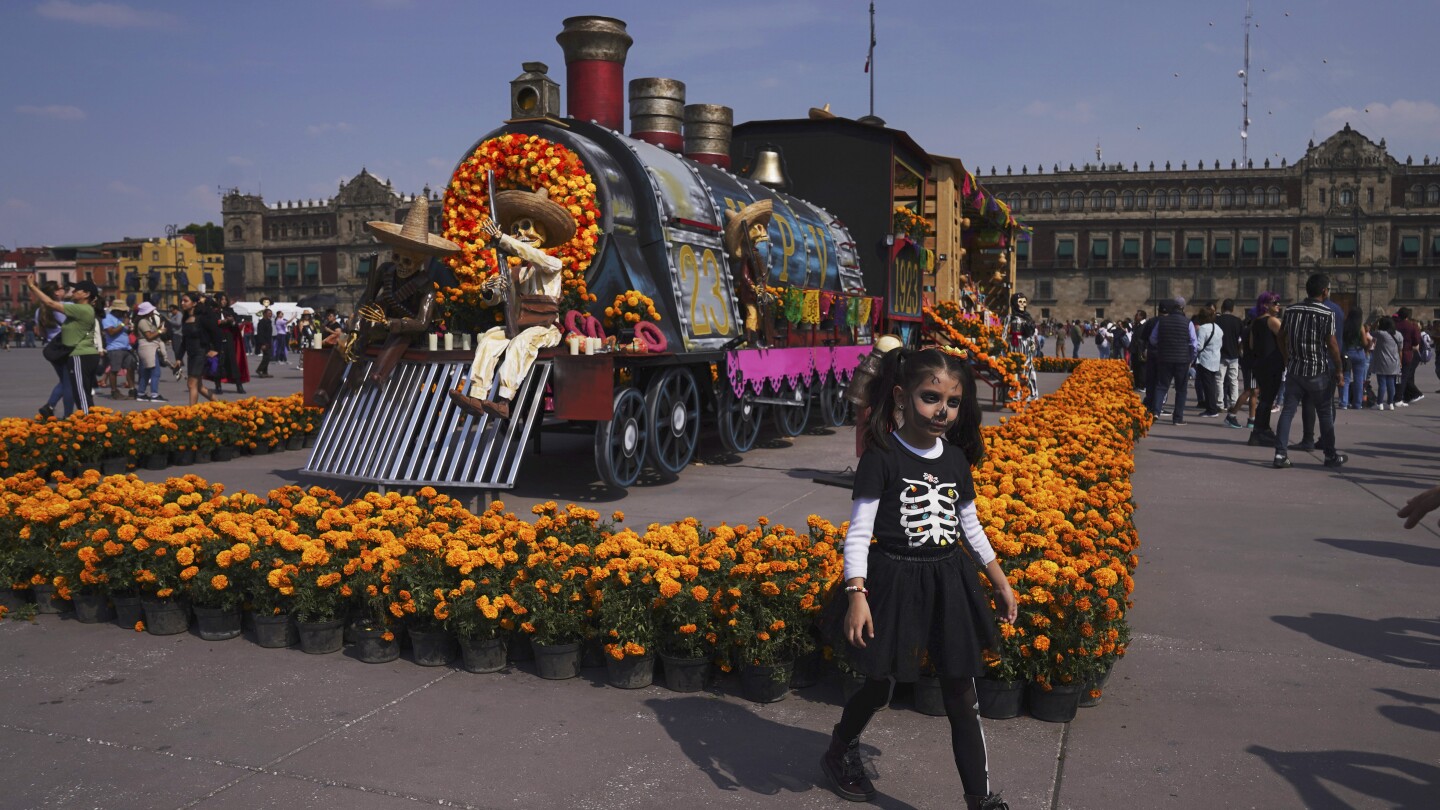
[898,476,961,547]
[1008,292,1040,401]
[724,199,773,346]
[314,198,458,408]
[449,188,576,422]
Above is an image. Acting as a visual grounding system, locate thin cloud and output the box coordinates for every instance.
[1317,100,1440,141]
[305,121,353,137]
[36,0,178,29]
[226,156,254,167]
[108,180,145,196]
[1022,100,1096,125]
[644,1,825,65]
[16,104,86,121]
[186,184,218,209]
[5,199,33,211]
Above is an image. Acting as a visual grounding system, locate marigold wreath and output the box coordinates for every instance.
[441,134,603,331]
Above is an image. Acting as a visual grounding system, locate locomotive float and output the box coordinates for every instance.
[304,15,1021,493]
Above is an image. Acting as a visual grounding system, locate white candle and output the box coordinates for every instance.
[311,332,322,349]
[428,333,439,351]
[584,337,596,356]
[461,333,472,351]
[443,333,454,351]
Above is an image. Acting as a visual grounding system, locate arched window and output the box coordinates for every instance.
[1428,185,1440,205]
[1072,192,1084,211]
[1136,190,1149,209]
[1251,187,1265,207]
[1026,193,1038,211]
[1153,190,1166,210]
[1339,189,1354,206]
[1089,190,1102,210]
[1104,190,1117,210]
[231,225,243,241]
[1121,190,1134,209]
[1187,188,1200,208]
[1041,192,1053,211]
[1168,189,1181,208]
[1219,188,1233,207]
[1057,193,1070,211]
[1267,187,1281,206]
[1410,184,1425,205]
[1201,188,1213,207]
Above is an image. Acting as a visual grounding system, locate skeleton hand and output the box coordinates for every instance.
[357,303,388,325]
[480,218,502,240]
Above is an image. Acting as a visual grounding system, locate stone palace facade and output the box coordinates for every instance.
[221,169,442,309]
[981,125,1440,323]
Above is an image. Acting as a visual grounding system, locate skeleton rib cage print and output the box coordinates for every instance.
[899,474,961,547]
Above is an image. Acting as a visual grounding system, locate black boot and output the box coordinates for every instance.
[235,384,246,394]
[821,725,875,802]
[965,793,1010,810]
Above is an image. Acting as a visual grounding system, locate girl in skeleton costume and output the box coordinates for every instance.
[821,347,1017,810]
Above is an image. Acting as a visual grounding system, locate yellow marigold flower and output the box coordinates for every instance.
[211,575,229,591]
[134,621,145,632]
[179,566,198,581]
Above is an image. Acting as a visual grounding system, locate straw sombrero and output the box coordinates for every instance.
[365,197,460,256]
[724,199,773,258]
[492,187,576,246]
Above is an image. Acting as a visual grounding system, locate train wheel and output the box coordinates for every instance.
[819,374,852,427]
[770,379,812,437]
[645,367,700,475]
[717,382,762,453]
[594,387,648,488]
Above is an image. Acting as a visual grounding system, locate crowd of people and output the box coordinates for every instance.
[16,275,350,416]
[1095,275,1439,469]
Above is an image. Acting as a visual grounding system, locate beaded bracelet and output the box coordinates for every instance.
[844,584,868,595]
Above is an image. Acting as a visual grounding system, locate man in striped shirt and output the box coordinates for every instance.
[1273,273,1346,469]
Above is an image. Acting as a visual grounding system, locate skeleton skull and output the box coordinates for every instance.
[748,221,769,245]
[393,248,423,278]
[511,218,547,247]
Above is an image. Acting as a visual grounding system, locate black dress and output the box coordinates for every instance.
[821,440,998,681]
[177,319,214,378]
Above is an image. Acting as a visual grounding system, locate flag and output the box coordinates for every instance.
[864,55,870,73]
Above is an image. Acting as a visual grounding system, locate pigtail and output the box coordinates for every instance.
[943,355,985,466]
[861,347,906,452]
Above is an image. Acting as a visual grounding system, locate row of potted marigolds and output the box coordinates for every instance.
[1,360,1146,715]
[0,394,322,477]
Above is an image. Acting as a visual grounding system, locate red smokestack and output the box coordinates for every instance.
[556,16,632,131]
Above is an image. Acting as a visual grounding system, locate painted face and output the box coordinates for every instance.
[512,218,546,247]
[895,371,964,444]
[748,221,769,245]
[1015,296,1028,311]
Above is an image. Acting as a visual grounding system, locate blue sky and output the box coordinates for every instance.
[3,0,1436,247]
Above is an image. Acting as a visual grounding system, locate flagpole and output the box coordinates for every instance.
[868,2,875,117]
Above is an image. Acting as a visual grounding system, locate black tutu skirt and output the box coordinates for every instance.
[821,547,999,682]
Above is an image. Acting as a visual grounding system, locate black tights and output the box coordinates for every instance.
[836,677,990,796]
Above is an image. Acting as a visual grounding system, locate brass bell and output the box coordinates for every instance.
[748,147,787,189]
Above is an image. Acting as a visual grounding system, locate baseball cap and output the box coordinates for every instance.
[65,280,101,298]
[1170,295,1187,310]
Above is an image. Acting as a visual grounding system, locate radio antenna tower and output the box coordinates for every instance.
[1239,1,1252,163]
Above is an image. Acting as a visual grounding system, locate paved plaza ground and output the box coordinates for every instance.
[1,344,1436,809]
